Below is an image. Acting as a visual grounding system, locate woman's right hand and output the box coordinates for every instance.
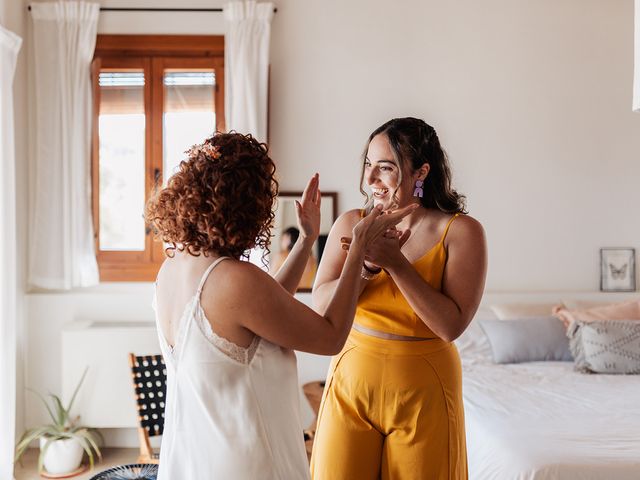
[295,173,321,243]
[351,204,418,253]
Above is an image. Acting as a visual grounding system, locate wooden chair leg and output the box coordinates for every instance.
[136,427,159,464]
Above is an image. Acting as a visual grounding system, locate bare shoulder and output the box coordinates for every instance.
[334,208,363,230]
[446,214,486,245]
[201,258,284,313]
[323,208,362,252]
[212,258,272,291]
[155,255,187,290]
[327,208,363,239]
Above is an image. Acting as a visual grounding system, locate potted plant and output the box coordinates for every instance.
[15,369,102,475]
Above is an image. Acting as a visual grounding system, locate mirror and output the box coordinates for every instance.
[270,191,337,292]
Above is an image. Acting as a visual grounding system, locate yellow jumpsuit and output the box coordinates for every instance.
[310,214,467,480]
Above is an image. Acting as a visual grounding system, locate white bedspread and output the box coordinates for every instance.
[457,322,640,480]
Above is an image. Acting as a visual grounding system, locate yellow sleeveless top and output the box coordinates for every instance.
[354,213,460,338]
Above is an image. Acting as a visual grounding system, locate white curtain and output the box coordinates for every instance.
[224,1,274,143]
[0,23,22,480]
[634,0,639,112]
[29,2,100,289]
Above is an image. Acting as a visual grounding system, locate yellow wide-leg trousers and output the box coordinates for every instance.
[310,328,468,480]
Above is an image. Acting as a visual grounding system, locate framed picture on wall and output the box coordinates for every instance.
[247,192,338,293]
[271,192,338,293]
[600,247,636,292]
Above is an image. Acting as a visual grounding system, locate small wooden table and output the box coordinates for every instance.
[303,380,325,459]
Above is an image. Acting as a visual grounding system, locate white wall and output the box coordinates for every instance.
[269,0,640,291]
[16,0,640,445]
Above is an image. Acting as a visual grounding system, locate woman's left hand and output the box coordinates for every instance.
[341,224,411,271]
[363,226,411,270]
[295,173,321,242]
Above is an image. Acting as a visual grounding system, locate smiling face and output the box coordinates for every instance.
[364,134,428,210]
[359,117,465,215]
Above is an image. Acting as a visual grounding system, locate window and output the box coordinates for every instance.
[92,35,225,281]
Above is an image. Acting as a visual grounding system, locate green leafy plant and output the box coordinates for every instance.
[14,368,103,472]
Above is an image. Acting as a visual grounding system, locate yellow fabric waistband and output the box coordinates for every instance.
[347,327,451,356]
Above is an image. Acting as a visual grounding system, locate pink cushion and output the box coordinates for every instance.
[553,300,640,328]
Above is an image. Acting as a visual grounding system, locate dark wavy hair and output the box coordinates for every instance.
[145,132,278,260]
[282,226,300,252]
[360,117,467,214]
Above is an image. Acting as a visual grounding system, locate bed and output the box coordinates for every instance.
[456,295,640,480]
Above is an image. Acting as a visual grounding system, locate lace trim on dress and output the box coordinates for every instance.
[195,306,261,364]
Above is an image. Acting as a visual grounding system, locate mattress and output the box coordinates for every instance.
[456,320,640,480]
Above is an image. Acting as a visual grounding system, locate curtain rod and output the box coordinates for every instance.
[27,6,277,12]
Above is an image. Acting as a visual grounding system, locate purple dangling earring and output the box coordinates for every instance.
[413,179,424,198]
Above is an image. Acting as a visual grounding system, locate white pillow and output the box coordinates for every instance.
[455,315,492,363]
[479,317,572,364]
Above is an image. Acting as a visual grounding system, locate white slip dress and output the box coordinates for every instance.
[153,257,310,480]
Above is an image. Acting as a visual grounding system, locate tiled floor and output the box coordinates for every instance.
[14,448,140,480]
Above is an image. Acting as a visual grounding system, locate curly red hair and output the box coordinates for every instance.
[145,132,278,259]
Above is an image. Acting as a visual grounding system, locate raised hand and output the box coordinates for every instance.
[295,173,321,242]
[351,204,418,253]
[363,227,412,270]
[341,219,413,271]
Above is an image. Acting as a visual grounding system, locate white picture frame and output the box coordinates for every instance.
[600,247,636,292]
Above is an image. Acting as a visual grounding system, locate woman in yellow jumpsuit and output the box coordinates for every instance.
[311,118,487,480]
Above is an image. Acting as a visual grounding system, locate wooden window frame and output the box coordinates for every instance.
[92,35,225,282]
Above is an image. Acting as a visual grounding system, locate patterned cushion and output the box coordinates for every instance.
[567,320,640,374]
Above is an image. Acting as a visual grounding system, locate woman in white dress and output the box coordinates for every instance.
[145,132,416,480]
